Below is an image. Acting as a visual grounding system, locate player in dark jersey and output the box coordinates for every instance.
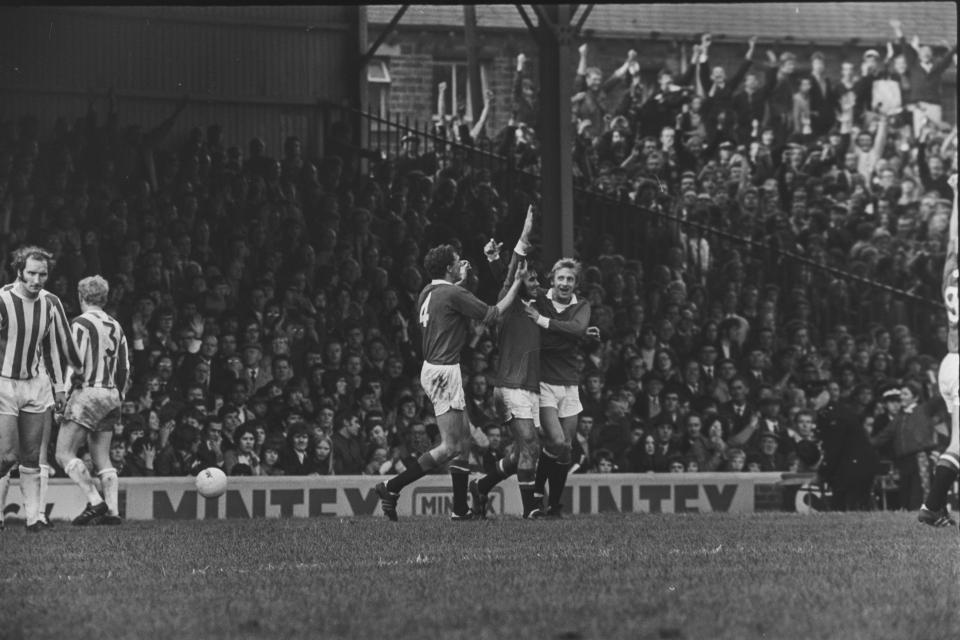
[525,258,596,517]
[0,246,80,532]
[376,244,529,520]
[469,206,546,518]
[55,276,130,525]
[919,172,959,528]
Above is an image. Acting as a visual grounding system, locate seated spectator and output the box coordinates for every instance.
[279,424,313,475]
[308,435,335,476]
[331,410,365,475]
[223,423,262,476]
[591,448,618,473]
[120,437,156,477]
[260,440,285,476]
[155,423,202,476]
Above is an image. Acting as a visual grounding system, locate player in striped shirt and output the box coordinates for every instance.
[0,245,80,531]
[376,244,528,520]
[919,172,959,529]
[54,275,130,525]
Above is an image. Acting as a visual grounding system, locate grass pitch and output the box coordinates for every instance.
[1,512,957,640]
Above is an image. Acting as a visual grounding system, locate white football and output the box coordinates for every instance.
[196,467,228,498]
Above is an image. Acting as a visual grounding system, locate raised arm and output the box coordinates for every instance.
[497,205,535,300]
[871,114,888,158]
[931,42,959,76]
[470,90,494,141]
[513,53,527,103]
[436,81,447,124]
[728,37,757,91]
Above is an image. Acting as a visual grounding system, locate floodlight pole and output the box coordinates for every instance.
[527,4,578,264]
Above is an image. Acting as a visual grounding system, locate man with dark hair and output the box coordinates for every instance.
[890,18,958,133]
[376,243,527,520]
[470,207,547,518]
[332,411,365,475]
[0,246,81,532]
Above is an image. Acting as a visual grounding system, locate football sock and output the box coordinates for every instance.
[449,457,471,515]
[517,466,538,514]
[534,448,555,495]
[0,470,10,523]
[39,464,51,521]
[548,461,571,509]
[64,458,104,506]
[385,457,427,494]
[923,453,959,512]
[477,459,512,494]
[99,468,119,516]
[19,466,41,526]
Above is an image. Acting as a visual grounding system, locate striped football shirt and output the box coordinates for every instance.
[0,283,81,392]
[72,308,130,393]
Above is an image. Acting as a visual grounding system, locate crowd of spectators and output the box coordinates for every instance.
[0,19,955,511]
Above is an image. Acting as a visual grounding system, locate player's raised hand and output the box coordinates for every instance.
[484,238,503,261]
[578,43,588,57]
[458,259,471,282]
[522,204,535,241]
[515,258,529,282]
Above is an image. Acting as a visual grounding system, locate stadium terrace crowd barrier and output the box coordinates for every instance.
[2,474,815,521]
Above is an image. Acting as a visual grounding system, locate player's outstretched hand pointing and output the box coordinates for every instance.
[484,238,503,260]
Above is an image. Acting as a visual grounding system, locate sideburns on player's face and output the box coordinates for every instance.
[19,257,49,296]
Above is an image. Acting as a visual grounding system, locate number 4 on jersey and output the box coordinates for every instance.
[419,292,432,328]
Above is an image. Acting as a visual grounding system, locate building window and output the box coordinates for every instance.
[432,61,489,122]
[367,59,391,120]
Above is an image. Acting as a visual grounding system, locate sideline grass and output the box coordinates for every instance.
[1,512,958,640]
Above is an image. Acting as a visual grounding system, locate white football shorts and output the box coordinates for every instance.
[538,382,583,419]
[421,362,465,416]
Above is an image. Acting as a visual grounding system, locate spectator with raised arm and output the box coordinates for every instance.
[698,34,757,145]
[572,43,614,140]
[890,18,957,135]
[513,53,539,134]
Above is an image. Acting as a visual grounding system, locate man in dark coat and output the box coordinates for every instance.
[818,399,881,511]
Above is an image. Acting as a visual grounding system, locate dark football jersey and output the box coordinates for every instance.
[417,280,496,365]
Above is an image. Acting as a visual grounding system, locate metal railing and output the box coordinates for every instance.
[321,102,942,340]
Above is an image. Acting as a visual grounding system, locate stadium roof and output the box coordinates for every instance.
[367,3,958,44]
